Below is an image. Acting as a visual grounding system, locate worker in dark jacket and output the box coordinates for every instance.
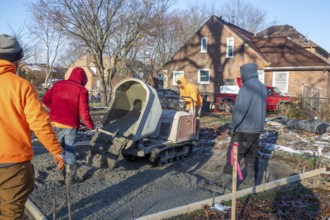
[223,63,267,188]
[43,67,94,185]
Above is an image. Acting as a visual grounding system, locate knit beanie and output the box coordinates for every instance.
[0,34,24,62]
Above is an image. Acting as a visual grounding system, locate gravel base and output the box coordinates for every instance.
[25,121,330,219]
[28,143,223,220]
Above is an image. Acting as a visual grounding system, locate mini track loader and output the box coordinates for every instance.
[90,78,198,169]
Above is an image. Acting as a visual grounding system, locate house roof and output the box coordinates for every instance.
[219,20,330,68]
[218,17,255,40]
[216,17,269,63]
[257,25,318,48]
[162,15,330,71]
[251,36,330,68]
[23,63,56,72]
[257,25,329,57]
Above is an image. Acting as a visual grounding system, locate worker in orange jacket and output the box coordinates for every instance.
[176,75,203,139]
[0,34,64,220]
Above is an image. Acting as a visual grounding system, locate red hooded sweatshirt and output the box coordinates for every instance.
[43,67,94,129]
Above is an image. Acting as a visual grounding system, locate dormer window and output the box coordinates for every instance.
[226,37,234,58]
[201,37,207,53]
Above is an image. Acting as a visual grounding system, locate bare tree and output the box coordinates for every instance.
[104,0,172,101]
[217,0,266,33]
[146,4,213,70]
[145,13,183,69]
[7,28,36,80]
[36,0,171,105]
[57,39,88,68]
[28,2,66,90]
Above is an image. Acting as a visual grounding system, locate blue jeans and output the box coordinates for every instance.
[54,127,78,165]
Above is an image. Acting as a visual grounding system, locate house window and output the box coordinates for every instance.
[173,71,184,85]
[201,37,207,53]
[198,69,210,84]
[273,72,289,93]
[258,70,264,84]
[226,37,234,58]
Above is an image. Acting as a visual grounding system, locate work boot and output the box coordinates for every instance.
[65,164,77,187]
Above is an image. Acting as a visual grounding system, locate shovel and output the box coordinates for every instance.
[66,183,72,220]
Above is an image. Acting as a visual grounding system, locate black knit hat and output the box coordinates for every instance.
[0,34,24,62]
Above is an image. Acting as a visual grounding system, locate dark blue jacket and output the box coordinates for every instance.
[230,63,267,133]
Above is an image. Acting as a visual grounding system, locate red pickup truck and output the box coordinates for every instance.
[213,78,295,112]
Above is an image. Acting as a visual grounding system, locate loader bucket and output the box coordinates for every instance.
[101,78,162,141]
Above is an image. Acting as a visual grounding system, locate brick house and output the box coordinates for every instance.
[160,15,330,102]
[65,54,158,97]
[64,54,104,97]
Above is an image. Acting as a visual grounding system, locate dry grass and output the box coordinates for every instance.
[282,99,330,122]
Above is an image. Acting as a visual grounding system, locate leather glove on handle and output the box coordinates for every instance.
[227,129,234,137]
[53,154,65,170]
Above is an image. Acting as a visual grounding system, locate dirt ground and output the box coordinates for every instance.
[25,113,330,219]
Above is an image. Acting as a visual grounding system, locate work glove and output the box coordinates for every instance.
[227,128,234,137]
[53,154,65,170]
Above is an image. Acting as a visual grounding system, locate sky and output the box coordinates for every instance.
[1,0,330,52]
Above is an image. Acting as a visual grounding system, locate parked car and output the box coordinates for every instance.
[156,89,180,98]
[157,89,184,110]
[213,86,295,112]
[213,78,296,112]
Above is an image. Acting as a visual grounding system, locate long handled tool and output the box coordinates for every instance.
[64,166,73,220]
[53,191,56,220]
[52,170,72,220]
[66,183,72,220]
[231,142,238,220]
[52,169,59,220]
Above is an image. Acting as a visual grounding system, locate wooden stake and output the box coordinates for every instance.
[263,171,267,193]
[294,163,301,172]
[231,142,238,220]
[302,166,306,184]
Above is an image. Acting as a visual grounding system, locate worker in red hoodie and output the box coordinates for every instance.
[43,67,94,186]
[0,34,64,219]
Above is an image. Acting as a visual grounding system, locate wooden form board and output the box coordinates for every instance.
[136,168,326,220]
[25,198,48,220]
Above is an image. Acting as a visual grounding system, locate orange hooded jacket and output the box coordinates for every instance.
[177,76,202,110]
[0,60,62,164]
